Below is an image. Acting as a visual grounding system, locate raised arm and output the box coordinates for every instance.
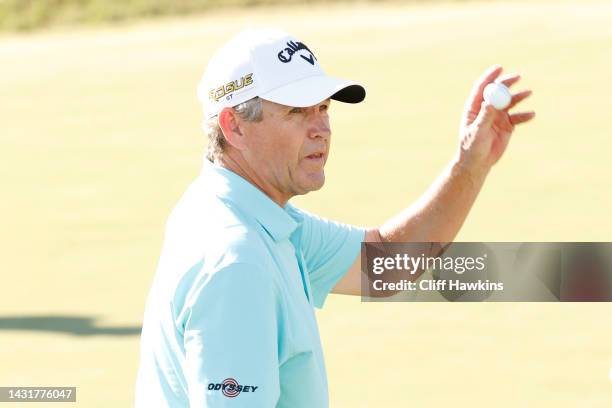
[332,66,535,296]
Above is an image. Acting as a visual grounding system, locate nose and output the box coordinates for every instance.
[308,109,331,140]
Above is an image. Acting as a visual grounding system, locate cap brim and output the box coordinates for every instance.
[258,75,365,107]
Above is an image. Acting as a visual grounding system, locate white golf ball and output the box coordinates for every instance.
[483,82,512,110]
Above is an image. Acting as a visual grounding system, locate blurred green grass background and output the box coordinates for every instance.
[1,0,612,406]
[0,0,289,31]
[1,0,397,31]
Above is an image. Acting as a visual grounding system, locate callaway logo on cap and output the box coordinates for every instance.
[197,28,366,119]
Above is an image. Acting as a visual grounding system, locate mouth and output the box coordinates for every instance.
[305,152,324,160]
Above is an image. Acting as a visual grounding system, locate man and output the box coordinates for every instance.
[134,28,534,407]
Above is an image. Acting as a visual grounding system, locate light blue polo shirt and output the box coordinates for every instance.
[134,157,365,407]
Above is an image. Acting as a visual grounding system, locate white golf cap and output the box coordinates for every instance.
[197,28,366,119]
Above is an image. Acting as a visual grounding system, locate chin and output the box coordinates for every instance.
[296,173,325,195]
[309,173,326,192]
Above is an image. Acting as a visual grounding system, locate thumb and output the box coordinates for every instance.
[474,101,497,128]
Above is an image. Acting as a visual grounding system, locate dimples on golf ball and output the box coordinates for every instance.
[483,83,512,110]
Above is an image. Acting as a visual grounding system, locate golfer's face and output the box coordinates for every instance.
[243,98,331,197]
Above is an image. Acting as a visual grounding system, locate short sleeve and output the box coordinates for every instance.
[177,262,281,406]
[290,206,366,309]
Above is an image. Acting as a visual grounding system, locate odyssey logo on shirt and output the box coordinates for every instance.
[208,378,259,398]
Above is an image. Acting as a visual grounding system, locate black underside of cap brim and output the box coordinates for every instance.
[331,84,366,104]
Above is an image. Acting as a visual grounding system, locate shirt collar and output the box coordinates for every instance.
[200,157,300,242]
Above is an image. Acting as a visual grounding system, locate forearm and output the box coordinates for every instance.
[379,152,490,243]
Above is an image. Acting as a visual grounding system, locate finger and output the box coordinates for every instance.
[497,74,521,88]
[509,111,536,125]
[507,90,532,110]
[475,101,497,127]
[497,109,515,133]
[467,65,503,115]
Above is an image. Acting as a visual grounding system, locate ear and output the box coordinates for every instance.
[218,107,247,151]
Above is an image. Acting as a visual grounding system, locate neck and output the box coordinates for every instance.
[216,153,290,207]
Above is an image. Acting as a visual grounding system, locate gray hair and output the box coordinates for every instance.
[203,97,263,162]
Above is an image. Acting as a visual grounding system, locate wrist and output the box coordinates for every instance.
[451,150,491,183]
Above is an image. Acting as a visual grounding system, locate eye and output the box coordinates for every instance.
[319,104,329,113]
[289,107,304,114]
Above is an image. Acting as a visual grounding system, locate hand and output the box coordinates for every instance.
[458,65,535,171]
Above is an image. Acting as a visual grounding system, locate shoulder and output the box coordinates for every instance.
[165,177,277,271]
[150,177,275,296]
